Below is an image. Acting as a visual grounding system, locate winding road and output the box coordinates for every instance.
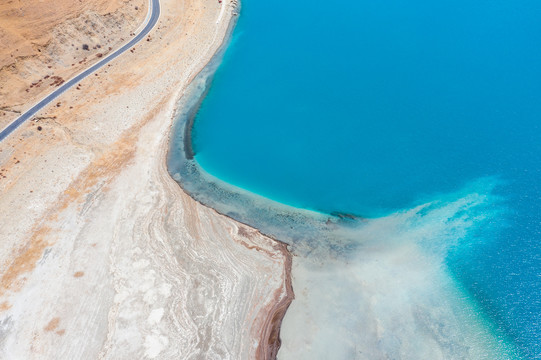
[0,0,161,142]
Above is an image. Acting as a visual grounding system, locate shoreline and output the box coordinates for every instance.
[167,25,359,257]
[180,6,238,161]
[165,2,524,359]
[162,5,296,356]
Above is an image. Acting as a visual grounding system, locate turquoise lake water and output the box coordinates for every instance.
[187,0,541,357]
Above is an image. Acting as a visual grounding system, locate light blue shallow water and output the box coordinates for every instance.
[189,0,541,357]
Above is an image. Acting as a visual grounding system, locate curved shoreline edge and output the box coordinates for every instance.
[167,11,365,257]
[165,2,525,359]
[164,4,296,359]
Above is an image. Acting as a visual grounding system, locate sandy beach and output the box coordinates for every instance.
[0,0,292,358]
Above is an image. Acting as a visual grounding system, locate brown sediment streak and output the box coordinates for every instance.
[234,225,294,358]
[256,242,294,360]
[0,100,164,299]
[0,301,10,311]
[179,188,296,359]
[177,86,295,356]
[44,317,60,332]
[0,226,52,298]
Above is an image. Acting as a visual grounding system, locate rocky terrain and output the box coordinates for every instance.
[0,0,146,129]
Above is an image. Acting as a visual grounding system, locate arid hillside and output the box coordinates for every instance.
[0,0,146,129]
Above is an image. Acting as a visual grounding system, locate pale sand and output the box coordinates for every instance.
[0,0,292,358]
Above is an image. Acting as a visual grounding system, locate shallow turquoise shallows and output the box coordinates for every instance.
[191,0,541,356]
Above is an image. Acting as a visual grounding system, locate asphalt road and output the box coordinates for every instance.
[0,0,161,142]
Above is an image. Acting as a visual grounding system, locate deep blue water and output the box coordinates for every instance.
[191,0,541,356]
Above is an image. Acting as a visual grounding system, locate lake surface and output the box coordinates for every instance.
[186,0,541,357]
